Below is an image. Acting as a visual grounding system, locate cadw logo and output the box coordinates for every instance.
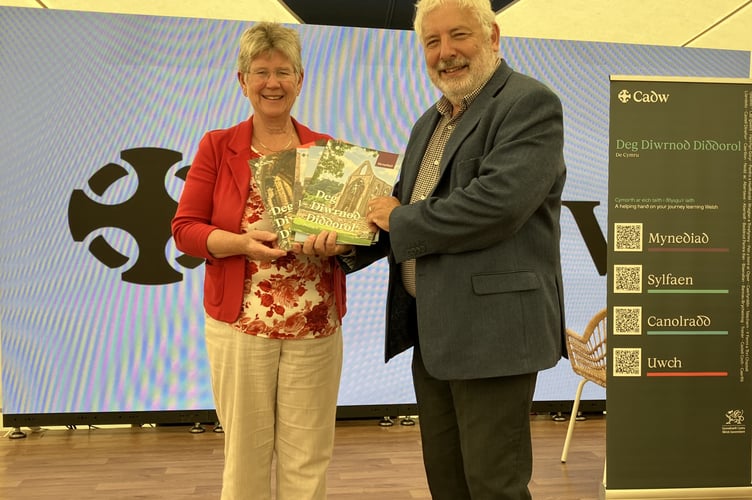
[68,147,203,285]
[618,89,670,104]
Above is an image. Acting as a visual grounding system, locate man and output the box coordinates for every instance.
[306,0,566,498]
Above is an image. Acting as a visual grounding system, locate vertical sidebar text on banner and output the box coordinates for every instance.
[606,76,752,497]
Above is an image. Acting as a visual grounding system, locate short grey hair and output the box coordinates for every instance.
[413,0,497,40]
[237,22,303,75]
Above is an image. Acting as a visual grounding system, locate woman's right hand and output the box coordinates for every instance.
[207,228,287,262]
[241,230,288,261]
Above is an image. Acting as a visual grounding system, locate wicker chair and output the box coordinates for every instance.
[560,308,607,463]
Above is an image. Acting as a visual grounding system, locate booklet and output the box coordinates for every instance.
[249,148,298,250]
[249,139,329,250]
[290,139,403,246]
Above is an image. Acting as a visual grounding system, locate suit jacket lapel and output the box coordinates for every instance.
[438,61,513,180]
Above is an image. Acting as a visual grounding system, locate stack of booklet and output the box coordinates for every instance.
[249,139,404,249]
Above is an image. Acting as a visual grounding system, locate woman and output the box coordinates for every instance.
[172,22,350,500]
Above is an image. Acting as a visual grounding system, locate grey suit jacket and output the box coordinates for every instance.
[352,60,566,380]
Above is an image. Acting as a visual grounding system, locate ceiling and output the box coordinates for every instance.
[0,0,750,69]
[500,0,752,53]
[282,0,515,30]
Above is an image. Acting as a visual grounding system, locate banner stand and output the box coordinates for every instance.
[606,76,752,497]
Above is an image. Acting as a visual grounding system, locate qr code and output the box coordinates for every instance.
[613,306,642,335]
[613,265,642,293]
[613,348,641,377]
[614,223,643,252]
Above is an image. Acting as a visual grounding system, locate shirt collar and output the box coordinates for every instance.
[435,58,501,117]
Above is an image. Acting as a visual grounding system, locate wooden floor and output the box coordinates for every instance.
[0,413,605,500]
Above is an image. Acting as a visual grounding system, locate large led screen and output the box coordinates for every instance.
[1,7,749,420]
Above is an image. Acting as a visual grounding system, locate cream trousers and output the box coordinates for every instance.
[204,315,343,500]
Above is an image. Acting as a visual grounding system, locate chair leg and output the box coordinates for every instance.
[561,378,588,463]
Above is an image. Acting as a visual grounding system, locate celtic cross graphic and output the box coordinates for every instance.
[68,147,203,285]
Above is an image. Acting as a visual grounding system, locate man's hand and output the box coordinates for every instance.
[367,196,400,232]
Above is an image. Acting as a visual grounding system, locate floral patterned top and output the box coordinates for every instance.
[230,176,340,340]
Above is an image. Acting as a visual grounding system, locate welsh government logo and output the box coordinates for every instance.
[68,147,203,285]
[725,409,744,426]
[721,409,746,435]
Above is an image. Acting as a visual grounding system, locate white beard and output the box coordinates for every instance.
[430,46,498,104]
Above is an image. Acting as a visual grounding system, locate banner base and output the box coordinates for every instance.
[601,485,752,499]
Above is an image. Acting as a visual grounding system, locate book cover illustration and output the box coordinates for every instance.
[248,148,298,250]
[293,144,326,209]
[291,139,403,246]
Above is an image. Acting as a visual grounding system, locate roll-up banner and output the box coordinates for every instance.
[607,76,752,498]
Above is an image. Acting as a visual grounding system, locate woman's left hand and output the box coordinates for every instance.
[293,230,353,257]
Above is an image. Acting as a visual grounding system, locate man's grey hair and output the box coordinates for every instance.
[413,0,497,40]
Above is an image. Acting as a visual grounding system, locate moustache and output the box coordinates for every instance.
[436,57,469,71]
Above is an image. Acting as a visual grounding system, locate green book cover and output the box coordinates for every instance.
[248,148,298,251]
[249,140,329,250]
[291,139,403,246]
